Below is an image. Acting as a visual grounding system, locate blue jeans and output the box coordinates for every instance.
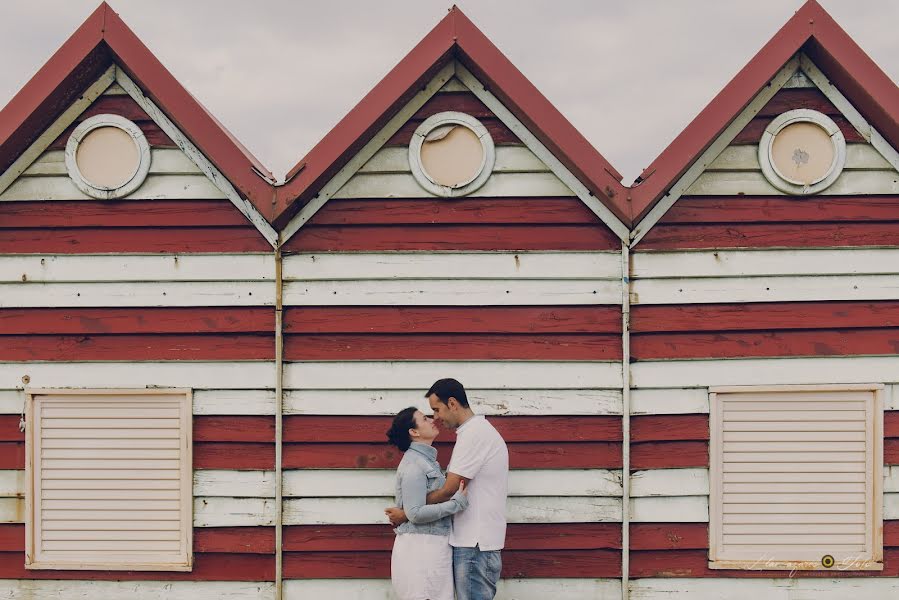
[452,545,502,600]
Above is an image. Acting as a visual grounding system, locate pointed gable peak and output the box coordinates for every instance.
[631,0,899,225]
[0,2,275,217]
[275,6,627,228]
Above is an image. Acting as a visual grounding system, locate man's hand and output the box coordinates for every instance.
[385,507,407,527]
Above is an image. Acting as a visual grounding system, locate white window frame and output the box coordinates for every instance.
[709,383,883,571]
[24,388,193,571]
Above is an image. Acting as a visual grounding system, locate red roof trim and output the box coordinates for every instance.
[274,7,628,228]
[0,3,274,218]
[631,0,899,224]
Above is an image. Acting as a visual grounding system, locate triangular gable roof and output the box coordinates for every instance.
[630,0,899,226]
[274,6,629,229]
[0,2,275,219]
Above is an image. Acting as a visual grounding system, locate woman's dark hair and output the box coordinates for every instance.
[386,406,419,452]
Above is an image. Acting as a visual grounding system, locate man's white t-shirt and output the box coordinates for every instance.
[447,415,509,551]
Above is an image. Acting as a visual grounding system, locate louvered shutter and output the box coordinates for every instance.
[25,390,192,571]
[709,385,883,571]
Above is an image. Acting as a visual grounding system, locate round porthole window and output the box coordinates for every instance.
[409,111,495,197]
[65,114,151,199]
[758,109,846,195]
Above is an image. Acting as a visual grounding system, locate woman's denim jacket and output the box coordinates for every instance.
[394,442,468,536]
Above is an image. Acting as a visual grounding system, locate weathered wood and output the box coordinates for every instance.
[755,87,840,117]
[684,169,899,196]
[386,116,518,147]
[0,174,227,201]
[359,145,548,174]
[283,361,622,390]
[706,143,890,171]
[632,415,709,442]
[49,121,175,151]
[283,306,621,334]
[194,527,275,554]
[282,578,620,599]
[193,390,277,416]
[630,496,709,523]
[283,333,621,360]
[285,224,619,252]
[0,200,252,228]
[640,222,899,249]
[24,149,202,176]
[0,334,274,361]
[333,171,572,199]
[630,578,899,598]
[193,497,276,527]
[193,470,275,498]
[733,114,863,144]
[194,442,273,470]
[0,281,275,307]
[630,469,710,497]
[630,522,709,550]
[0,580,275,599]
[308,197,600,225]
[630,388,710,415]
[282,415,621,442]
[660,195,899,224]
[194,417,274,442]
[631,441,709,469]
[283,388,623,416]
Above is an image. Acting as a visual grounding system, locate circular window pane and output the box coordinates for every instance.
[75,126,140,189]
[409,112,495,197]
[770,121,835,185]
[758,109,846,196]
[420,124,485,188]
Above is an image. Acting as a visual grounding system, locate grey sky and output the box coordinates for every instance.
[1,1,896,184]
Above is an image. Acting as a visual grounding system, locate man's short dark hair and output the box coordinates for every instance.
[425,378,469,408]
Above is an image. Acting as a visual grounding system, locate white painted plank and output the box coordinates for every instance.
[358,145,549,174]
[632,356,899,388]
[23,148,203,176]
[438,77,469,92]
[706,143,892,171]
[332,171,574,199]
[193,497,275,527]
[630,578,899,600]
[193,470,275,498]
[284,496,622,525]
[284,578,620,600]
[284,469,622,498]
[0,254,274,283]
[632,248,899,279]
[630,496,709,522]
[0,362,274,390]
[0,498,23,523]
[631,274,899,304]
[887,467,899,493]
[194,390,277,416]
[282,252,621,281]
[0,281,275,307]
[0,581,275,600]
[284,388,623,416]
[0,390,23,415]
[631,469,710,497]
[284,279,621,306]
[0,471,24,497]
[631,388,709,415]
[284,361,622,390]
[0,173,228,201]
[684,169,899,196]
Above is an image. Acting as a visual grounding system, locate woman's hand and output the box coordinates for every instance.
[458,479,467,496]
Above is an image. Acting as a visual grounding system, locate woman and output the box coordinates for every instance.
[386,406,468,600]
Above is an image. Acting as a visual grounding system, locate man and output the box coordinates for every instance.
[386,378,509,600]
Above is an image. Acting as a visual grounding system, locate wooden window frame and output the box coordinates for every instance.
[709,383,883,571]
[24,388,193,571]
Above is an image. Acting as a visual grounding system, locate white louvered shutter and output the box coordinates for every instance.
[710,385,883,571]
[26,390,192,571]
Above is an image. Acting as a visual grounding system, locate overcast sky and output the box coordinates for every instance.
[1,1,897,184]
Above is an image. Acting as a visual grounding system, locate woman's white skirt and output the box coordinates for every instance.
[391,533,454,600]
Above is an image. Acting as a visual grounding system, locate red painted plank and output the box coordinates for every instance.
[631,415,709,442]
[631,441,709,469]
[0,307,274,335]
[640,222,899,250]
[630,523,709,551]
[283,306,621,334]
[283,333,621,361]
[0,551,274,580]
[733,114,864,144]
[77,94,152,122]
[50,120,175,150]
[283,549,620,578]
[283,416,622,443]
[194,442,274,469]
[194,527,275,554]
[0,525,22,552]
[0,443,24,469]
[0,416,24,441]
[631,302,899,333]
[283,523,620,552]
[886,439,899,464]
[630,548,899,577]
[0,334,274,361]
[885,412,899,438]
[658,196,899,225]
[756,88,840,117]
[284,225,620,252]
[387,117,519,146]
[309,198,601,226]
[194,416,275,443]
[410,92,495,120]
[283,441,622,469]
[0,200,253,228]
[632,328,899,360]
[0,228,271,253]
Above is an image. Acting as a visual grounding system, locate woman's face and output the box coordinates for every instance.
[411,410,439,442]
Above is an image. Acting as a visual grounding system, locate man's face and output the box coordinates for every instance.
[428,393,457,430]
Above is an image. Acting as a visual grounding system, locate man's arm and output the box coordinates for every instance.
[426,472,468,504]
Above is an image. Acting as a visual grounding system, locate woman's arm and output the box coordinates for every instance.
[400,468,468,525]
